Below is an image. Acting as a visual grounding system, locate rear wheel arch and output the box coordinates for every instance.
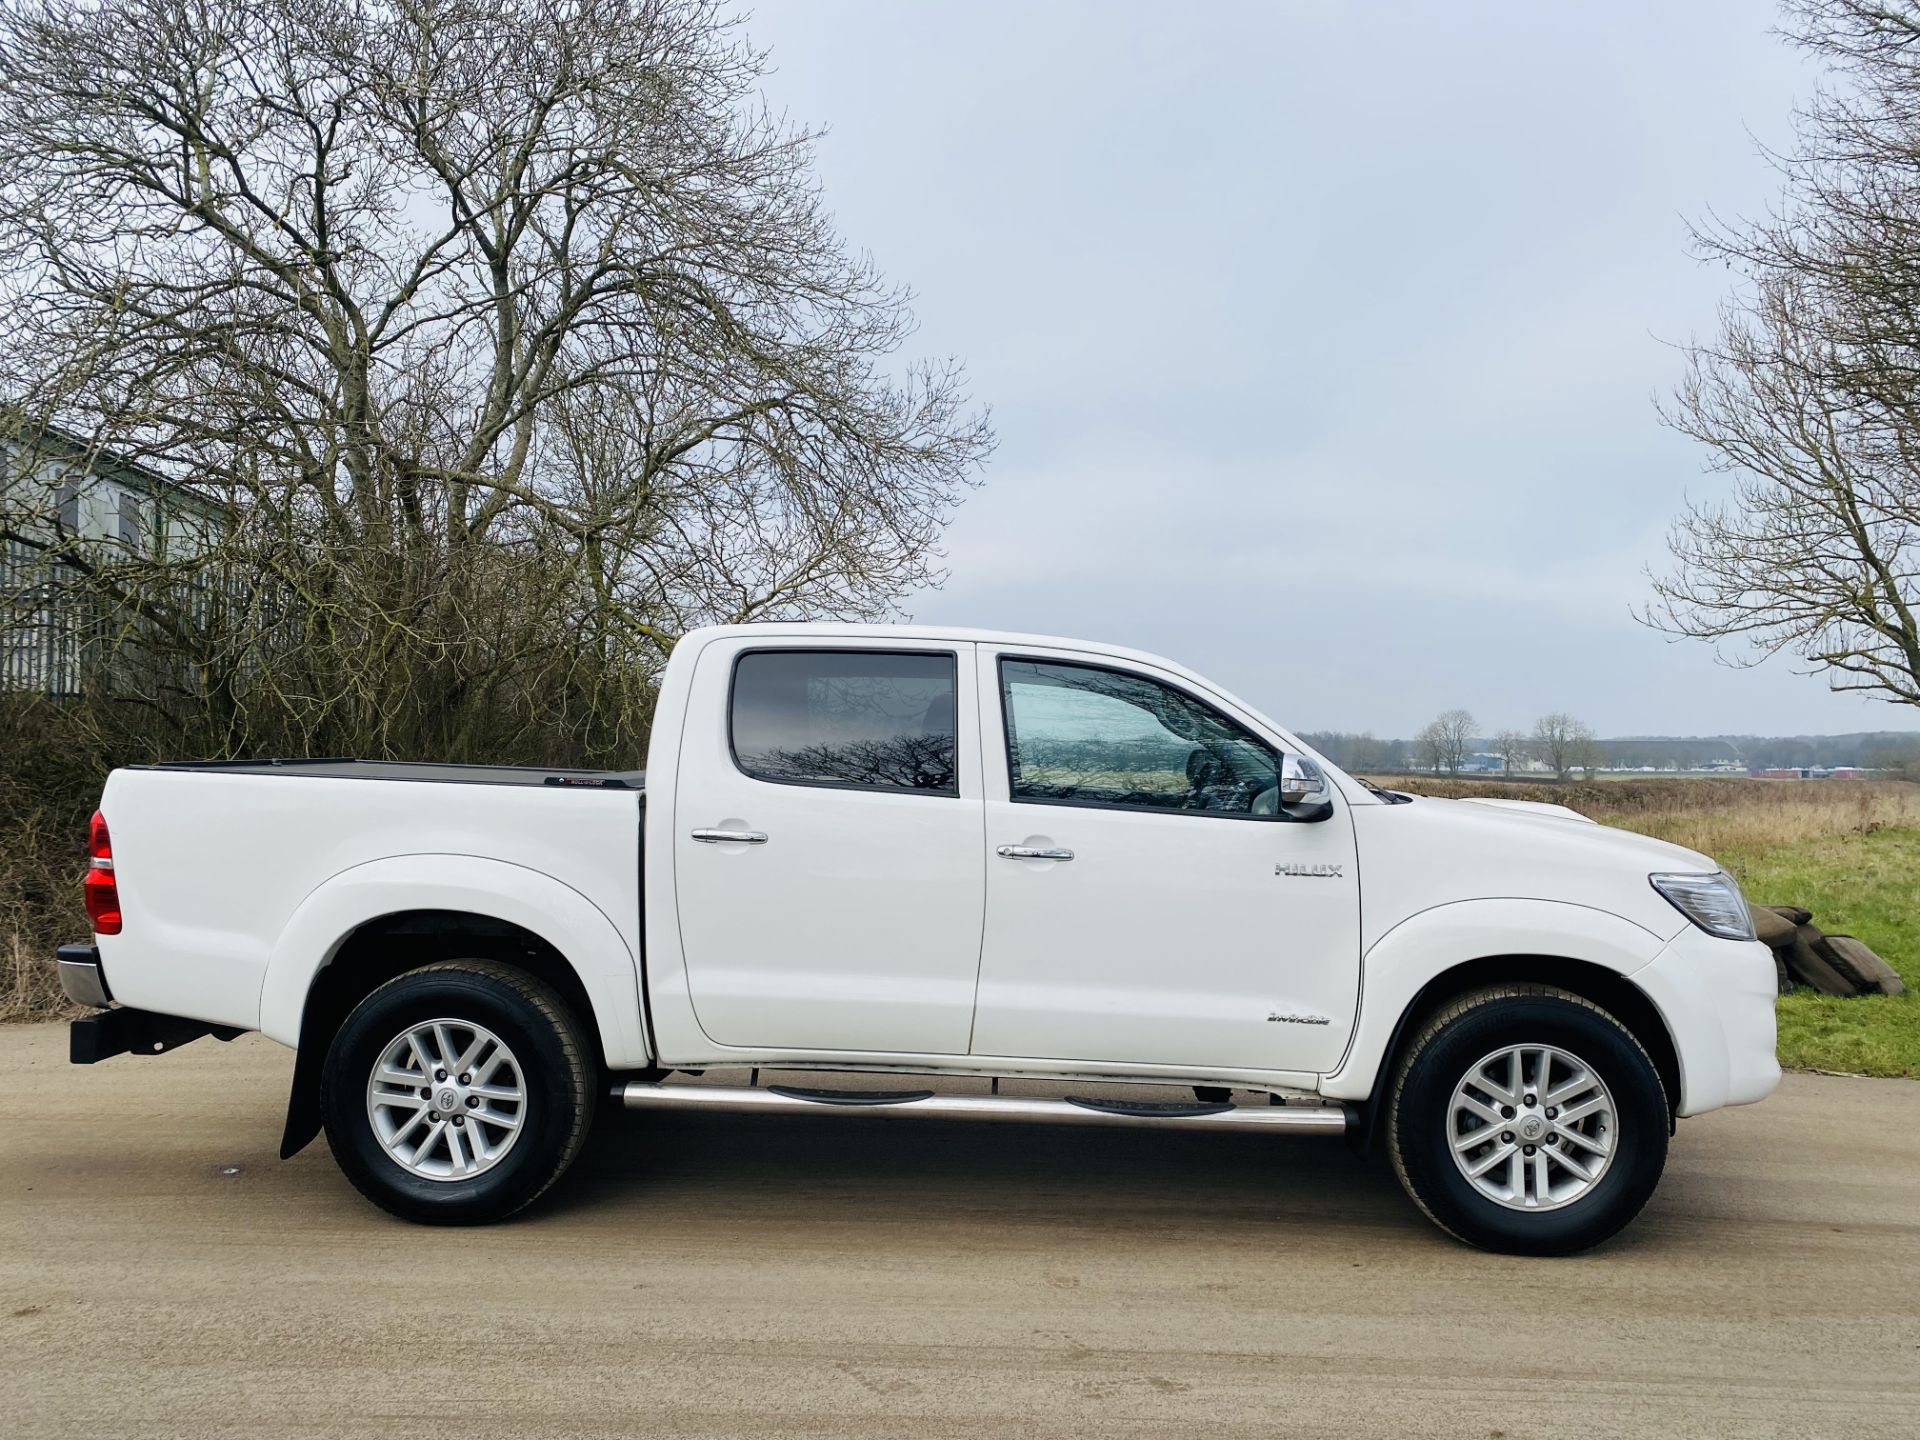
[1348,955,1680,1158]
[278,910,604,1159]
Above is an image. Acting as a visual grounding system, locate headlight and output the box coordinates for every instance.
[1649,871,1756,942]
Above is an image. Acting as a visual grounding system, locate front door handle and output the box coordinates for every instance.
[997,845,1073,861]
[692,829,768,844]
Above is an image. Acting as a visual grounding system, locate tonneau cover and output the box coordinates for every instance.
[131,758,646,791]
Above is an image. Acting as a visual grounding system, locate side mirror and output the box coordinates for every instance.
[1278,754,1334,821]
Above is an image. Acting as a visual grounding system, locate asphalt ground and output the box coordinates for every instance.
[2,1023,1916,1438]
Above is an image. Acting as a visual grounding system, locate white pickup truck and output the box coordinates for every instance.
[56,623,1780,1253]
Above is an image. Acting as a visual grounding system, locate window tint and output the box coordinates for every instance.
[1000,659,1281,817]
[731,650,958,794]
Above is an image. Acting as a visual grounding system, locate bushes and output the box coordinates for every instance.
[0,698,103,1020]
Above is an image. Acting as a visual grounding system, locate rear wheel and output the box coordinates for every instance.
[320,960,596,1224]
[1386,985,1668,1255]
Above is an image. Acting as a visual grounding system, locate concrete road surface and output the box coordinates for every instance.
[1,1023,1916,1439]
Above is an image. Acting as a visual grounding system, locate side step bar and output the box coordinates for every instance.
[616,1081,1354,1136]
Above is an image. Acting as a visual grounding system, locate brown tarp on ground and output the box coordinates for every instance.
[1748,905,1895,997]
[1751,906,1797,947]
[1784,925,1858,996]
[1815,935,1906,997]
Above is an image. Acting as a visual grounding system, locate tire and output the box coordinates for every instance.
[320,960,597,1225]
[1385,985,1668,1256]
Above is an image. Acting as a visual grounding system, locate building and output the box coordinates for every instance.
[1,427,223,696]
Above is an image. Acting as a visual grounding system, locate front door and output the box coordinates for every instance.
[671,638,985,1055]
[969,647,1361,1074]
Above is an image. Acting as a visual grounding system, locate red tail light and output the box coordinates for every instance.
[84,810,122,935]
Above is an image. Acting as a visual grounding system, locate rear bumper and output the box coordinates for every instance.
[1629,927,1781,1117]
[57,943,113,1008]
[57,942,241,1064]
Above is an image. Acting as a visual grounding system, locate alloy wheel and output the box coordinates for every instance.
[1447,1043,1616,1211]
[365,1018,528,1182]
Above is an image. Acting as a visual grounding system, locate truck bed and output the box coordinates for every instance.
[94,760,648,1048]
[132,759,646,790]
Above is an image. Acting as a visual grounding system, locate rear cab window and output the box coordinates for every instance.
[730,649,959,794]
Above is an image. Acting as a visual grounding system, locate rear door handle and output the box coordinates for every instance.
[692,829,768,844]
[997,845,1073,861]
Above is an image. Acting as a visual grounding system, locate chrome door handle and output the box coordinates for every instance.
[691,829,768,844]
[997,845,1073,861]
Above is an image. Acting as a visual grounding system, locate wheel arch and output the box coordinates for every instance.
[262,855,649,1158]
[1323,900,1683,1156]
[1344,955,1682,1157]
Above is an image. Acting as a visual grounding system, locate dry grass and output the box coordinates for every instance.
[0,752,91,1024]
[0,804,85,1024]
[1376,775,1920,853]
[2,931,79,1024]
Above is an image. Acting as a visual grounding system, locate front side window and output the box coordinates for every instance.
[1000,658,1281,817]
[731,649,958,794]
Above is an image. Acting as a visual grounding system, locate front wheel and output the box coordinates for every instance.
[320,960,597,1224]
[1386,985,1669,1255]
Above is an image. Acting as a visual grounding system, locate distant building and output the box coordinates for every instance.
[1,427,224,696]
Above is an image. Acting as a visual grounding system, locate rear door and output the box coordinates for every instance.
[670,637,984,1054]
[969,645,1361,1074]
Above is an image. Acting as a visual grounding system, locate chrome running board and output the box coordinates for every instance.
[614,1081,1353,1135]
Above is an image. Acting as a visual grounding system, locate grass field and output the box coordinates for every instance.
[1379,776,1920,1078]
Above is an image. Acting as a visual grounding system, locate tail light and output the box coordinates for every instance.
[85,810,122,935]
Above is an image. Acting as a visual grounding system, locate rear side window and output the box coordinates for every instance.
[730,650,959,794]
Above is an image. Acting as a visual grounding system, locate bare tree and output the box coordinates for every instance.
[1412,723,1441,773]
[1416,708,1475,774]
[0,0,991,763]
[1493,728,1530,776]
[1646,0,1920,707]
[1531,712,1595,781]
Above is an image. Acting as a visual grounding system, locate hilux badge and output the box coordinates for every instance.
[1275,862,1342,878]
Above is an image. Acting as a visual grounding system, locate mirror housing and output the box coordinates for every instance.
[1278,754,1334,821]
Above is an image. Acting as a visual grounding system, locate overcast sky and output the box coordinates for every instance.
[746,1,1899,739]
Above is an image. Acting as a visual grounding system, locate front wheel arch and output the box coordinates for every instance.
[1345,955,1679,1160]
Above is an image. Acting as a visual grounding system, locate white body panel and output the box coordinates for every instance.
[95,769,650,1068]
[667,633,986,1053]
[87,621,1779,1121]
[967,641,1360,1074]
